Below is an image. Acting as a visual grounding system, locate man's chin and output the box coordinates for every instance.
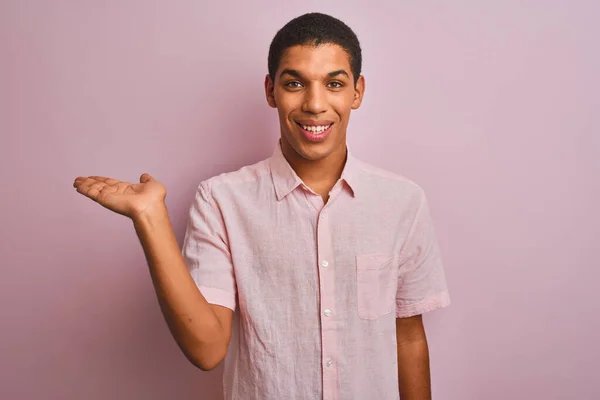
[281,133,342,162]
[297,143,336,162]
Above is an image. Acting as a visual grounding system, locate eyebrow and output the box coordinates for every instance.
[279,69,350,79]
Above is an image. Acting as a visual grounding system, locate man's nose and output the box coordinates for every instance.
[302,85,327,114]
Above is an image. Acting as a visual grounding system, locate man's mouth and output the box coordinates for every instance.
[295,122,333,134]
[295,121,334,142]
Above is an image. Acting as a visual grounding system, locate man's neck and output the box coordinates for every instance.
[280,140,347,202]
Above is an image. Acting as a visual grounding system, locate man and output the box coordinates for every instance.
[73,12,449,400]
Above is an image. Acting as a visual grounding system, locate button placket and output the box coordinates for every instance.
[316,209,338,399]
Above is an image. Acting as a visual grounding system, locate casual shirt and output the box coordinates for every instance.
[182,141,450,400]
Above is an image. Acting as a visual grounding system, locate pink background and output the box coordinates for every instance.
[1,1,598,399]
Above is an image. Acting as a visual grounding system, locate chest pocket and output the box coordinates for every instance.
[356,254,398,320]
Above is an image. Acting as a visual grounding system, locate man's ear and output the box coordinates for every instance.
[265,74,277,108]
[351,75,366,110]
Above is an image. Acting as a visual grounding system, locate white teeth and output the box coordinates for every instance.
[302,124,331,133]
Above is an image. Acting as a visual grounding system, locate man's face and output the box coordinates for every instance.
[265,44,365,162]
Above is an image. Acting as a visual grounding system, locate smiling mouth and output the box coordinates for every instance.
[295,122,333,134]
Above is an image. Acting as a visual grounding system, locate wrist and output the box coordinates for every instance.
[132,202,170,231]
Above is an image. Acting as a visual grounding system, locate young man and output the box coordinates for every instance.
[73,13,449,400]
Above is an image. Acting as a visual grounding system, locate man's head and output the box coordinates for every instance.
[268,13,362,86]
[265,13,365,164]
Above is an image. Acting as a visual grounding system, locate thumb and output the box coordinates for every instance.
[139,173,155,183]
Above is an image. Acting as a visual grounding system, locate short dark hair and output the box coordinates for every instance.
[268,13,362,85]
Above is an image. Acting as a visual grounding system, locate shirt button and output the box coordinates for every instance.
[324,309,332,317]
[321,260,329,267]
[326,360,334,367]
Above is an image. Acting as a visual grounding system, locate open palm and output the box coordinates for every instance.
[73,173,166,220]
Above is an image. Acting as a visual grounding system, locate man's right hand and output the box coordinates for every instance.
[72,172,232,370]
[73,173,167,221]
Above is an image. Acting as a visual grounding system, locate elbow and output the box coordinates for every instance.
[185,346,227,372]
[173,322,230,371]
[192,358,222,372]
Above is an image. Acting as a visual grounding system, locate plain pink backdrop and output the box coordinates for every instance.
[1,1,598,399]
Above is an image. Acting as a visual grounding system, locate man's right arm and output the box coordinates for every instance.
[133,202,233,371]
[73,174,231,370]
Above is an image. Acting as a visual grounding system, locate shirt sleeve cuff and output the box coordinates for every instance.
[396,291,450,318]
[197,286,237,312]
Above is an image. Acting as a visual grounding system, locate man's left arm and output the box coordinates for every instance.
[396,315,431,400]
[395,189,450,399]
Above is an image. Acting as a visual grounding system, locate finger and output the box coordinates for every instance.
[76,180,105,199]
[84,187,102,201]
[73,176,94,186]
[74,176,99,188]
[74,176,118,190]
[88,176,109,181]
[140,173,154,183]
[89,176,121,185]
[73,177,84,188]
[74,177,92,191]
[89,182,106,192]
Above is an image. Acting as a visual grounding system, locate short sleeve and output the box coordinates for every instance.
[396,189,450,318]
[182,182,237,311]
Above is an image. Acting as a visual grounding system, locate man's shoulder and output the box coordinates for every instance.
[353,157,425,197]
[196,156,272,196]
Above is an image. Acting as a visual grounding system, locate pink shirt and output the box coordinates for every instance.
[182,141,450,400]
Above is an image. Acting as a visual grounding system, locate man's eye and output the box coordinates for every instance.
[328,81,343,88]
[285,81,303,88]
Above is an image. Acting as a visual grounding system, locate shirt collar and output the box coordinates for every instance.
[269,140,359,201]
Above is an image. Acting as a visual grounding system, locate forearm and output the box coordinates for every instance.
[397,338,431,399]
[133,203,228,370]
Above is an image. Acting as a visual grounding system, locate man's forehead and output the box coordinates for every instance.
[277,44,352,77]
